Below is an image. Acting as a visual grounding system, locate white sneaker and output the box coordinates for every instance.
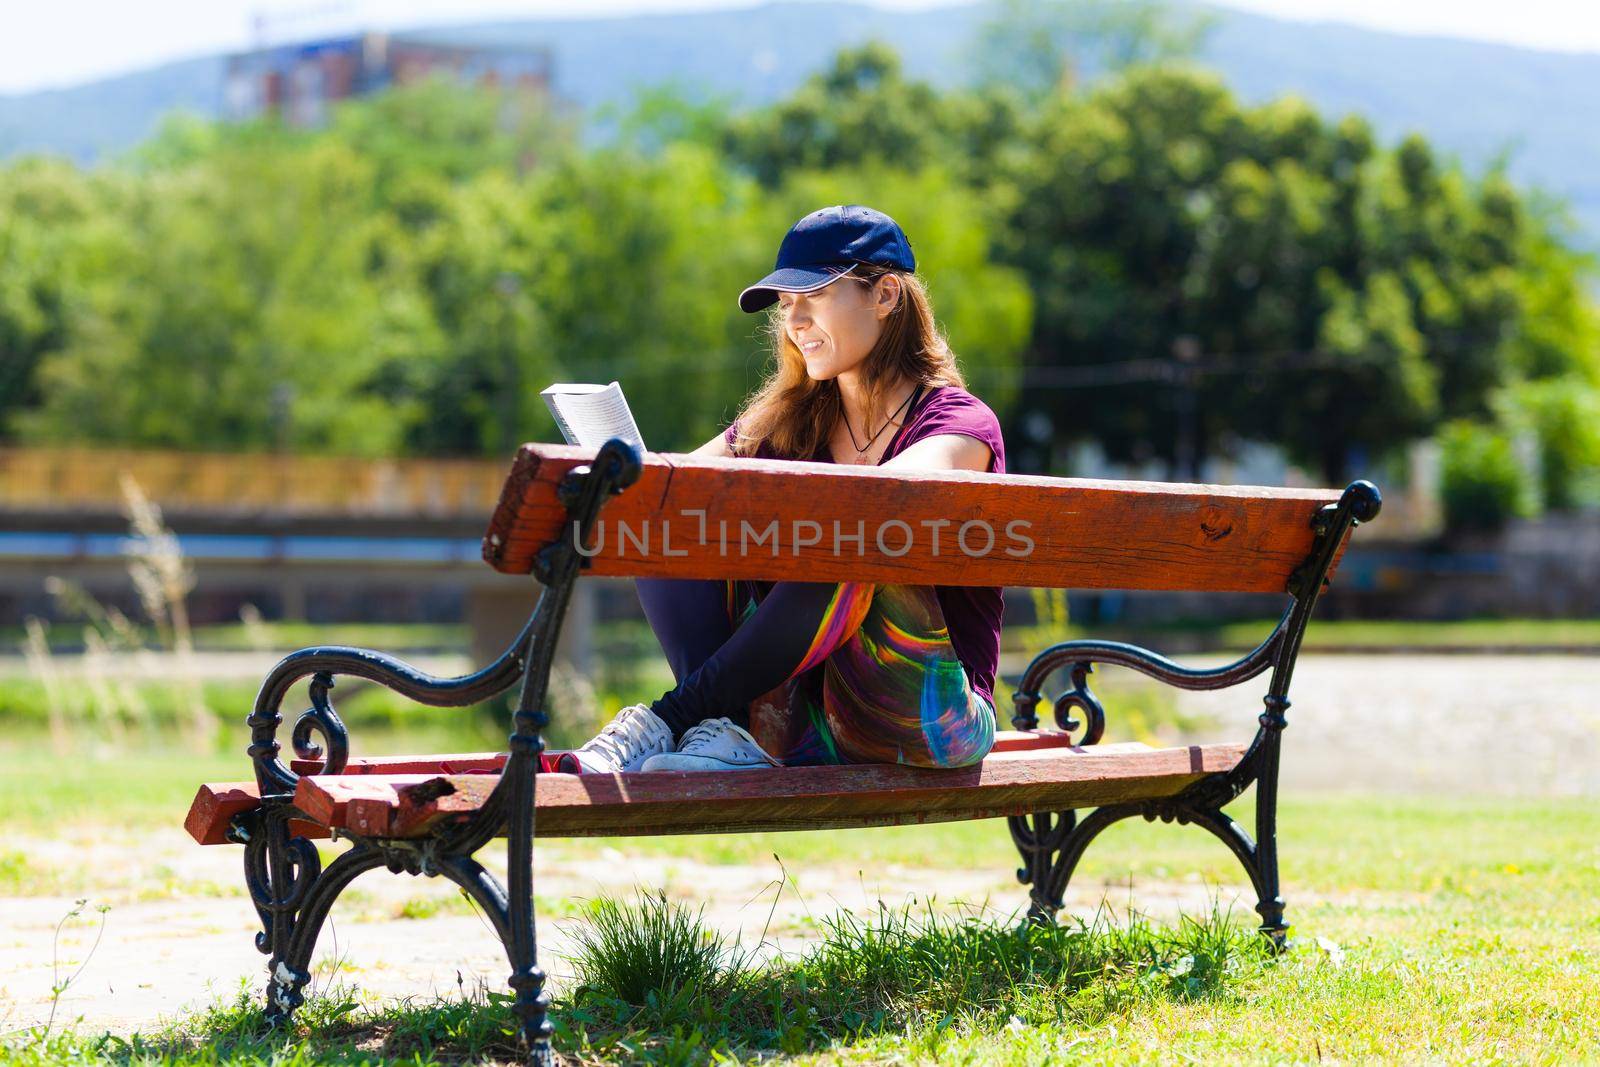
[639,717,781,772]
[565,704,674,773]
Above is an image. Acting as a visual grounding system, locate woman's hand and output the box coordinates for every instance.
[880,434,992,474]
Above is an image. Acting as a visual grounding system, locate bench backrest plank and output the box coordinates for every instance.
[483,445,1347,594]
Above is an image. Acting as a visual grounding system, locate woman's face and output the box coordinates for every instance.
[778,273,900,381]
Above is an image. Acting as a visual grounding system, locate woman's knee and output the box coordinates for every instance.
[824,683,996,769]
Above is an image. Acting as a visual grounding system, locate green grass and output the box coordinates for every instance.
[999,616,1600,655]
[1001,615,1600,652]
[10,855,1596,1064]
[0,674,510,743]
[1212,616,1600,650]
[2,671,1597,1062]
[0,620,469,653]
[3,896,1273,1065]
[576,792,1600,897]
[556,891,1271,1062]
[2,774,1596,1061]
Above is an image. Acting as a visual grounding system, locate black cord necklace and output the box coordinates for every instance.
[843,383,921,453]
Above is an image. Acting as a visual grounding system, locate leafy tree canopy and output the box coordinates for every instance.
[0,23,1594,517]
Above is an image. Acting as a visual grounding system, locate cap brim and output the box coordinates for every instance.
[738,263,856,313]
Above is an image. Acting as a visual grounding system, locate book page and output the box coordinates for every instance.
[540,381,647,452]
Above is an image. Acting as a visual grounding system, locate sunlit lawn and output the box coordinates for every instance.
[1,623,1595,1063]
[2,738,1598,1062]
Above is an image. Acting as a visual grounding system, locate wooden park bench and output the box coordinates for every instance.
[185,438,1380,1065]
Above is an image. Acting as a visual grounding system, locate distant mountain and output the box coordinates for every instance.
[0,54,224,165]
[3,2,1597,240]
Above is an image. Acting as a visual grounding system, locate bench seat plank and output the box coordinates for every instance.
[188,733,1104,844]
[295,741,1246,839]
[282,730,1090,778]
[484,445,1347,593]
[184,782,330,846]
[289,753,512,776]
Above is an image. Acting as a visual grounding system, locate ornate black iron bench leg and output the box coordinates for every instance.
[1149,795,1289,950]
[224,438,641,1058]
[488,439,643,1065]
[1008,781,1289,949]
[504,715,553,1065]
[1009,805,1135,924]
[1006,482,1382,949]
[238,805,388,1027]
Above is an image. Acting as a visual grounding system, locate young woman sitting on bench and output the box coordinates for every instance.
[564,205,1007,774]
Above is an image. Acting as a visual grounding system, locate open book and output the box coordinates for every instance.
[540,381,646,451]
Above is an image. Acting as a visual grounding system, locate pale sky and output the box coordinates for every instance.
[2,0,1598,96]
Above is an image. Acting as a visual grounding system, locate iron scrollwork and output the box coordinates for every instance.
[1006,480,1381,948]
[1009,809,1077,923]
[235,438,642,1067]
[234,809,321,956]
[1053,662,1105,745]
[289,671,348,776]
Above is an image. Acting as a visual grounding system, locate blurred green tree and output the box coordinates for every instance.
[0,160,95,438]
[998,67,1590,484]
[1493,379,1600,512]
[0,48,1593,506]
[19,139,404,453]
[9,82,577,456]
[721,43,1027,190]
[1437,419,1537,531]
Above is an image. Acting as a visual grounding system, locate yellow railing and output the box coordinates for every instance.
[1,444,1437,536]
[0,447,511,518]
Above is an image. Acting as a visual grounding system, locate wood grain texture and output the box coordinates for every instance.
[281,731,1083,779]
[290,753,511,777]
[192,734,1230,844]
[481,445,1347,593]
[183,782,328,846]
[292,773,437,828]
[295,741,1246,839]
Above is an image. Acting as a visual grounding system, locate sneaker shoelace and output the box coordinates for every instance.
[584,709,663,767]
[678,718,771,762]
[675,718,729,753]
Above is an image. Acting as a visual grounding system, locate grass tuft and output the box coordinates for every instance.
[557,890,1272,1061]
[565,890,755,1009]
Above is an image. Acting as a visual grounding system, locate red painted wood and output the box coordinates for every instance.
[992,730,1084,751]
[292,774,436,828]
[294,741,1246,839]
[282,732,1077,780]
[190,733,1168,845]
[482,445,1348,593]
[290,753,510,776]
[183,782,328,846]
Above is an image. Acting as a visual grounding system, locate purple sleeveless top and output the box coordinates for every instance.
[723,384,1007,704]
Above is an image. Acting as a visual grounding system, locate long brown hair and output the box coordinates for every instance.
[729,262,966,460]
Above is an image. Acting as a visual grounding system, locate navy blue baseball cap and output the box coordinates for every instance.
[738,204,916,313]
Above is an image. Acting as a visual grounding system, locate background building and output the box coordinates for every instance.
[223,31,555,126]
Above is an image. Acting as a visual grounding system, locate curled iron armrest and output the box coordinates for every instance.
[1010,480,1382,746]
[1009,606,1292,742]
[247,613,537,795]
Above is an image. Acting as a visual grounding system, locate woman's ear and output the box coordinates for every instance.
[873,273,903,320]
